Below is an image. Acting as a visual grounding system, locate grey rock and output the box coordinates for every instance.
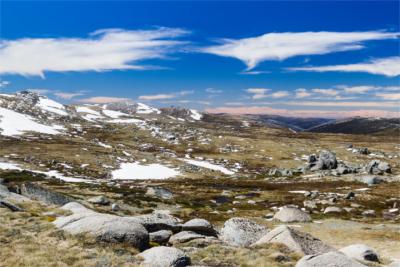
[274,207,312,223]
[357,148,370,155]
[339,244,379,262]
[88,195,110,205]
[0,184,30,202]
[130,211,182,232]
[220,217,268,247]
[324,206,343,214]
[365,160,391,175]
[253,225,334,255]
[138,246,191,267]
[304,200,318,210]
[146,187,173,200]
[182,218,218,236]
[149,230,173,245]
[169,231,206,244]
[310,150,338,171]
[296,251,367,267]
[345,192,355,200]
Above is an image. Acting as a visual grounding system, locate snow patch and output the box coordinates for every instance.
[0,107,64,136]
[190,109,202,120]
[182,158,235,175]
[112,162,180,180]
[37,97,68,116]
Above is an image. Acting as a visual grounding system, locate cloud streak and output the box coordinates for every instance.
[78,96,131,104]
[288,57,400,77]
[0,27,189,77]
[202,31,399,70]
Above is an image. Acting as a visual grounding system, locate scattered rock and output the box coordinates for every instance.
[309,150,338,171]
[146,187,173,200]
[220,217,268,247]
[182,218,217,236]
[150,230,173,245]
[88,195,110,205]
[0,184,30,202]
[295,251,367,267]
[345,192,355,200]
[253,225,333,255]
[274,207,312,223]
[130,211,182,232]
[339,244,379,262]
[138,246,191,267]
[303,200,317,210]
[358,175,383,185]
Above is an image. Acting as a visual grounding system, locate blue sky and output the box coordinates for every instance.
[0,1,399,118]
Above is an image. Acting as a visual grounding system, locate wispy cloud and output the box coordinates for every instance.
[285,101,399,107]
[295,88,311,98]
[376,93,400,100]
[288,57,400,77]
[245,88,270,99]
[138,90,193,101]
[54,92,85,100]
[311,88,339,96]
[78,96,131,104]
[338,85,376,94]
[26,88,52,94]
[202,31,399,70]
[0,27,189,77]
[271,91,289,98]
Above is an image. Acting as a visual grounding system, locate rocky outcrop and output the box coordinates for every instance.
[307,150,338,171]
[253,226,334,255]
[146,187,173,200]
[129,211,182,232]
[169,231,207,244]
[138,246,191,267]
[149,230,173,245]
[273,207,312,223]
[296,251,367,267]
[220,217,268,247]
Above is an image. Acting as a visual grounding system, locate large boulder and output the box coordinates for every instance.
[182,218,218,236]
[253,226,333,255]
[296,251,367,267]
[220,217,268,247]
[54,202,149,251]
[88,195,110,205]
[20,183,74,205]
[309,150,337,171]
[339,244,379,262]
[357,175,383,185]
[0,184,30,202]
[274,207,312,223]
[146,187,173,200]
[138,246,191,267]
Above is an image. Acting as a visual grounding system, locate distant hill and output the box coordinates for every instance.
[243,114,333,131]
[307,117,400,135]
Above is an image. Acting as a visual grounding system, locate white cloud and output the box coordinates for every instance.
[271,91,289,98]
[339,85,376,94]
[138,90,193,101]
[295,88,311,98]
[139,94,176,100]
[246,88,270,99]
[0,27,189,77]
[376,93,400,100]
[205,88,222,94]
[54,92,85,100]
[311,88,339,96]
[285,101,399,107]
[288,57,400,77]
[202,31,399,70]
[78,96,131,104]
[0,80,10,88]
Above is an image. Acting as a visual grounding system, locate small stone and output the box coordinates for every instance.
[111,203,120,211]
[87,196,110,205]
[362,210,376,217]
[340,244,379,262]
[345,192,355,199]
